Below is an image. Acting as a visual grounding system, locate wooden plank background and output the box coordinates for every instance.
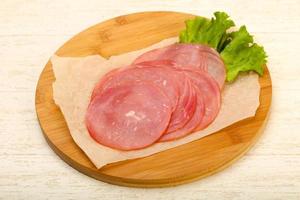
[0,0,299,199]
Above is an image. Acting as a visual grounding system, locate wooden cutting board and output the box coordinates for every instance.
[35,11,272,187]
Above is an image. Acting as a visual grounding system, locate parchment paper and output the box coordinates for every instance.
[51,37,260,169]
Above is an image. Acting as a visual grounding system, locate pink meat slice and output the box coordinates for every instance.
[165,75,197,133]
[86,81,172,150]
[184,69,221,130]
[159,85,205,142]
[134,60,198,133]
[91,65,179,112]
[133,43,226,88]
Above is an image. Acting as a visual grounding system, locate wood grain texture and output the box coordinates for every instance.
[1,0,300,199]
[35,11,272,187]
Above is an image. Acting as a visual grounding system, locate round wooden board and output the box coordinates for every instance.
[35,11,272,187]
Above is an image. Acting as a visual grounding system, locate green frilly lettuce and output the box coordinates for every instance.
[179,12,267,81]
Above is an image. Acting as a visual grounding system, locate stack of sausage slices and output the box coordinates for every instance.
[86,43,225,150]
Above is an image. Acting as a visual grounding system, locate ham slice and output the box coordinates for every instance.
[132,60,198,133]
[133,43,226,88]
[159,85,205,142]
[184,69,221,130]
[159,68,221,142]
[166,75,197,133]
[86,81,172,150]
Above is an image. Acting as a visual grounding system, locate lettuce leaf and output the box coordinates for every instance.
[179,12,267,81]
[180,12,235,51]
[220,26,267,81]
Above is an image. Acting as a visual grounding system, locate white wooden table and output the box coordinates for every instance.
[1,0,300,199]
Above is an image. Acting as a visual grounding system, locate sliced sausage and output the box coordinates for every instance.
[159,85,205,142]
[86,81,172,150]
[133,60,198,133]
[184,69,221,130]
[133,43,226,88]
